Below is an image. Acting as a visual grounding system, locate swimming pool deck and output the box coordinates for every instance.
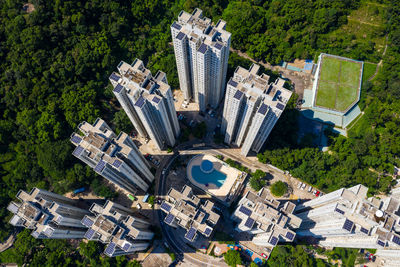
[187,154,246,205]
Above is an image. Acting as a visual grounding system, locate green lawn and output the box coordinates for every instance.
[316,81,336,109]
[320,57,340,82]
[316,55,362,111]
[337,84,357,111]
[340,60,362,87]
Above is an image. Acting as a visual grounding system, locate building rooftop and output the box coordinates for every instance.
[232,188,302,255]
[160,185,220,242]
[229,64,292,110]
[83,201,153,256]
[173,8,231,53]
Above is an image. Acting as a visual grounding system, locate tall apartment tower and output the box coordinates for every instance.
[295,184,400,265]
[82,201,154,257]
[171,8,231,111]
[109,59,180,150]
[7,188,91,239]
[231,188,302,259]
[70,118,154,194]
[221,64,292,156]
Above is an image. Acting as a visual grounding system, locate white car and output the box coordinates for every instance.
[136,204,142,210]
[297,182,303,189]
[308,186,313,192]
[301,184,306,190]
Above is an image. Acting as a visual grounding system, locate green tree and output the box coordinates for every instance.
[270,181,288,197]
[224,250,242,267]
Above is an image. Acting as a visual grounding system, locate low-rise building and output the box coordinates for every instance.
[160,185,220,242]
[71,118,153,194]
[231,188,302,258]
[7,188,91,239]
[82,201,154,257]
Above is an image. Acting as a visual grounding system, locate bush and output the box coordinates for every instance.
[270,181,288,197]
[224,250,242,267]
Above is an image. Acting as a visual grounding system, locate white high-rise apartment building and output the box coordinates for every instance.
[70,118,154,194]
[109,59,180,150]
[82,201,154,257]
[231,188,302,259]
[7,188,91,239]
[171,8,231,111]
[295,184,400,266]
[221,64,292,156]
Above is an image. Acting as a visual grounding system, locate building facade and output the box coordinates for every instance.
[70,118,154,194]
[109,59,180,150]
[171,8,231,111]
[231,188,302,259]
[7,188,91,239]
[82,201,154,257]
[221,64,292,156]
[160,185,220,242]
[295,184,400,266]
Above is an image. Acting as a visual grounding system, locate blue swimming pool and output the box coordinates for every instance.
[191,161,227,188]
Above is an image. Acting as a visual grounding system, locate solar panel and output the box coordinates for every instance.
[269,236,278,246]
[109,73,120,82]
[172,22,182,30]
[258,103,268,115]
[94,160,106,173]
[164,213,174,225]
[342,219,354,232]
[228,79,238,88]
[204,227,212,236]
[198,43,207,54]
[176,32,185,40]
[335,208,345,215]
[81,217,94,227]
[360,227,369,235]
[161,202,172,212]
[73,146,84,157]
[392,235,400,245]
[276,103,285,111]
[244,217,255,228]
[233,90,243,100]
[122,242,131,251]
[377,240,385,247]
[113,84,123,93]
[84,229,95,239]
[71,135,82,144]
[214,43,223,50]
[113,159,122,168]
[286,232,295,241]
[135,96,145,108]
[185,227,196,241]
[105,242,116,256]
[152,96,161,104]
[239,206,252,216]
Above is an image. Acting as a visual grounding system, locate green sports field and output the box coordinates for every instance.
[315,55,362,112]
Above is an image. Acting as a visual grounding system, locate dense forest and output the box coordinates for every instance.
[0,0,398,265]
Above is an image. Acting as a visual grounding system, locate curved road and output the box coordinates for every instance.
[154,141,290,266]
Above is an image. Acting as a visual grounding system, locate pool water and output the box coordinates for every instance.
[191,165,227,188]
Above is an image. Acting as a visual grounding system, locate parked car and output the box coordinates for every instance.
[297,182,303,189]
[308,186,313,192]
[316,191,320,197]
[313,189,317,195]
[301,183,306,190]
[261,253,268,259]
[136,203,142,210]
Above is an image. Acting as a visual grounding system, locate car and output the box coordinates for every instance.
[297,182,303,189]
[301,183,306,190]
[208,110,213,115]
[316,191,320,197]
[261,253,268,259]
[308,186,313,192]
[144,138,149,144]
[313,189,317,195]
[136,203,142,210]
